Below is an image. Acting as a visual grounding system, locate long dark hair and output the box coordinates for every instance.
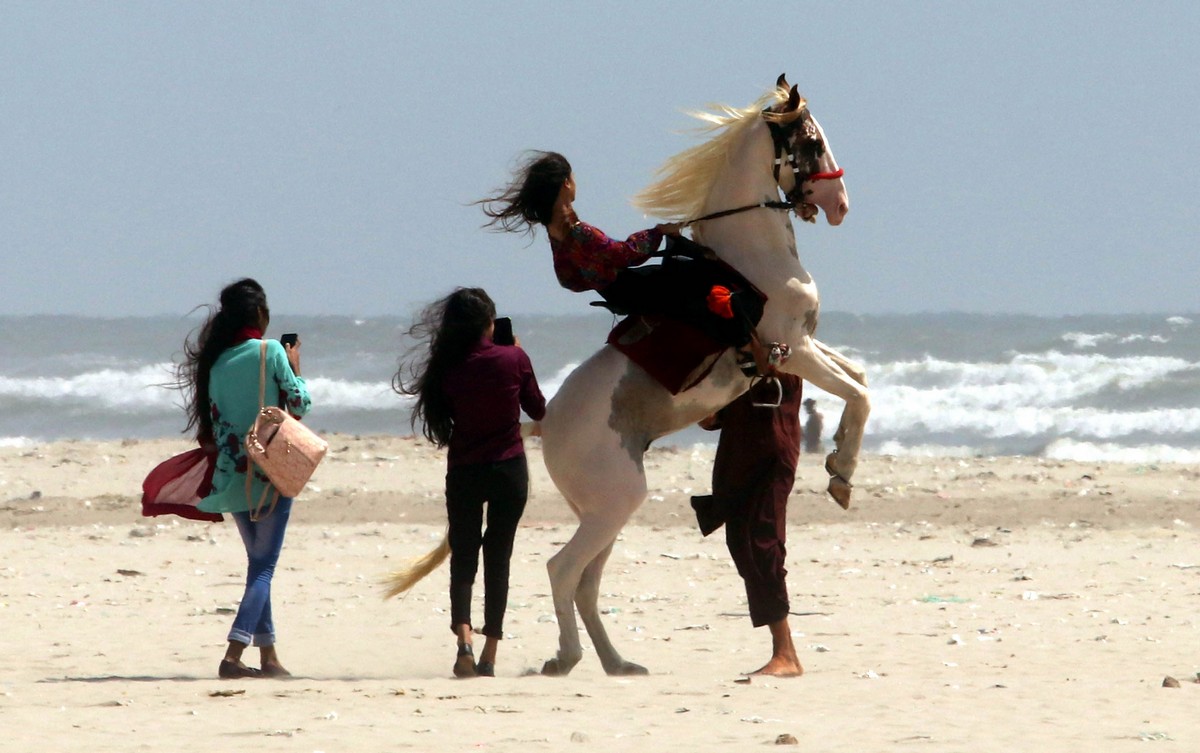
[177,278,268,443]
[477,150,571,234]
[393,287,496,447]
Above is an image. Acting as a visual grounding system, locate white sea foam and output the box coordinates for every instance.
[538,362,578,400]
[0,365,178,411]
[874,441,983,458]
[305,377,399,410]
[1063,332,1170,349]
[861,352,1197,438]
[3,313,1197,454]
[1043,438,1200,464]
[0,367,406,413]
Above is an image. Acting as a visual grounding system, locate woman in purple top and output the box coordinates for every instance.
[394,287,546,678]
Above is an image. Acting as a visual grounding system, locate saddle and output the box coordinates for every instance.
[601,237,767,395]
[607,315,726,395]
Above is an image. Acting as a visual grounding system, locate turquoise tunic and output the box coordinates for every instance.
[197,339,313,514]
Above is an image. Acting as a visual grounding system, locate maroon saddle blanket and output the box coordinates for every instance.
[607,316,727,395]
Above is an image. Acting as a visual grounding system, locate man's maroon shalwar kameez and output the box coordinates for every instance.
[694,374,802,627]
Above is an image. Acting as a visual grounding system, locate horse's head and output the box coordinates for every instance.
[766,75,849,226]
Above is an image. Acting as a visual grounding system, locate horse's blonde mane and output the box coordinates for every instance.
[633,87,804,222]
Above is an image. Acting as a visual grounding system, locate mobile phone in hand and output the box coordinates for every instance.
[492,318,514,346]
[280,333,299,348]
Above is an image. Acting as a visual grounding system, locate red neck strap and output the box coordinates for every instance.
[808,168,844,182]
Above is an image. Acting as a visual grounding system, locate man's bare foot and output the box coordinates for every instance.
[748,655,804,677]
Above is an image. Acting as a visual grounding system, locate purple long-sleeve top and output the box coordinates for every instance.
[442,338,546,467]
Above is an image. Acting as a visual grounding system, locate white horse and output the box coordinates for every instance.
[538,76,868,676]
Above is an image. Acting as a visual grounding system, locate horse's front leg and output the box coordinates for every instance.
[784,337,870,507]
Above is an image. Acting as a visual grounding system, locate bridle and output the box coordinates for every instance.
[767,109,845,204]
[681,107,844,227]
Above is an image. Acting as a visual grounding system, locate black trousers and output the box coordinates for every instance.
[445,455,529,639]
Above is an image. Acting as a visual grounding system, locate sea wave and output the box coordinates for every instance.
[1042,438,1200,464]
[0,366,412,413]
[0,366,178,411]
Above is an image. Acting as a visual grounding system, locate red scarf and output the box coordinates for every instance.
[232,326,263,344]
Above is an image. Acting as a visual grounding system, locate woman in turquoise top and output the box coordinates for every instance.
[179,278,312,679]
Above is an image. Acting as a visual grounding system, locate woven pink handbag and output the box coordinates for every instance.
[244,341,327,519]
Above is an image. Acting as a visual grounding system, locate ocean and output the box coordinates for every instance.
[2,312,1198,463]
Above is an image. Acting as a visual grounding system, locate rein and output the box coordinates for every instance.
[681,109,843,228]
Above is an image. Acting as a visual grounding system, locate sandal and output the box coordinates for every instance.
[476,661,495,678]
[218,659,263,680]
[453,643,477,678]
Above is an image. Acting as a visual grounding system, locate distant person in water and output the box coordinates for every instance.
[803,398,824,454]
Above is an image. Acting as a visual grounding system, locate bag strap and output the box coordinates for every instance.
[244,470,279,522]
[245,340,279,521]
[257,340,268,411]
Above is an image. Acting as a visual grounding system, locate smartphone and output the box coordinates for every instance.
[492,317,514,346]
[280,333,299,348]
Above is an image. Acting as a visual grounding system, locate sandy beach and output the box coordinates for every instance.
[2,435,1198,752]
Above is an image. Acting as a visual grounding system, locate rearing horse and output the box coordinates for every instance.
[538,76,868,676]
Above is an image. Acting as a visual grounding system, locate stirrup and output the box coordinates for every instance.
[750,376,783,408]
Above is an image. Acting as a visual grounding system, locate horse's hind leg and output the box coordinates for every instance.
[576,539,646,675]
[542,514,632,676]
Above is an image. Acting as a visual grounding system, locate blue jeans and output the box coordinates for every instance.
[228,497,293,646]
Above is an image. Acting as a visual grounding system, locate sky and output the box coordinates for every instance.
[2,1,1197,319]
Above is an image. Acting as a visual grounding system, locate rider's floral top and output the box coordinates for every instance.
[549,220,664,292]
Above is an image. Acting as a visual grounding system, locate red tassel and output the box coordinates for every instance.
[707,286,735,319]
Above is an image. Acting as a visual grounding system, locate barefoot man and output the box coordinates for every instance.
[691,374,806,676]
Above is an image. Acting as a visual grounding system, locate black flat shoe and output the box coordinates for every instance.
[218,659,263,679]
[476,661,495,677]
[453,643,476,678]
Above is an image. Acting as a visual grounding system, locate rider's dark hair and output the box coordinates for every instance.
[393,287,497,447]
[477,151,572,233]
[177,278,268,443]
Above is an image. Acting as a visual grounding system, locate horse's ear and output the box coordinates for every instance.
[776,73,789,91]
[786,84,801,111]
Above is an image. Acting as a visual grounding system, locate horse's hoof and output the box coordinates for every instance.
[605,661,649,676]
[827,476,852,510]
[541,658,570,677]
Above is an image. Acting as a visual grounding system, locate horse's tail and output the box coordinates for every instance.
[381,530,450,599]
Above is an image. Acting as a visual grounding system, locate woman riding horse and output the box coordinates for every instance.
[477,152,772,373]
